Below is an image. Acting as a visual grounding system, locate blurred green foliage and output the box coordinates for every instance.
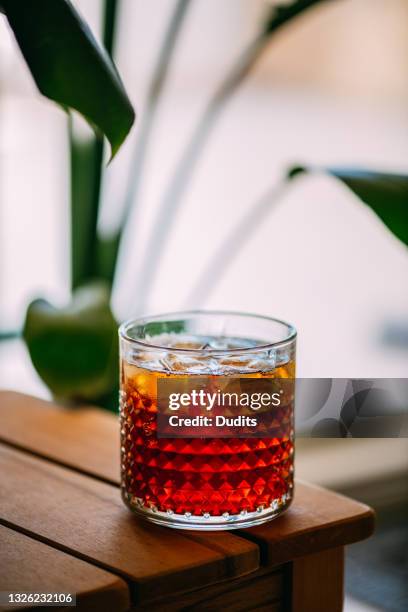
[1,1,405,410]
[2,0,134,156]
[289,166,408,247]
[23,284,118,409]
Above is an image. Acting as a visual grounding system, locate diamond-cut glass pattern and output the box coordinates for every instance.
[120,360,294,517]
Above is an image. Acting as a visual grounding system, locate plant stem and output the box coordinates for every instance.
[133,0,327,313]
[184,177,295,307]
[132,35,265,313]
[103,0,118,57]
[88,0,119,281]
[97,0,192,285]
[70,134,101,289]
[70,0,119,290]
[0,330,20,341]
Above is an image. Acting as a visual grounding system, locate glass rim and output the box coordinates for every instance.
[119,310,297,355]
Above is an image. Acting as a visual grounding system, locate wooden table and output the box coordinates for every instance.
[0,391,375,611]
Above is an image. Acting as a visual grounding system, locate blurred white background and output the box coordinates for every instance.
[1,0,408,395]
[1,4,407,609]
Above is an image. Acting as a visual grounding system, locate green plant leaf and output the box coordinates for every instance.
[287,166,408,247]
[2,0,135,156]
[70,134,104,289]
[70,0,119,290]
[328,168,408,246]
[96,233,121,285]
[23,283,118,410]
[263,0,328,36]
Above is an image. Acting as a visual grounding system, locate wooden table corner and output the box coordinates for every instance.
[0,391,375,611]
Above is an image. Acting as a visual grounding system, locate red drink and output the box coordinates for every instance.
[120,315,296,530]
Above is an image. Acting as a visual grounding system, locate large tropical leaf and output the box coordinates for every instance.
[288,166,408,247]
[23,283,118,410]
[263,0,328,35]
[328,168,408,246]
[2,0,135,156]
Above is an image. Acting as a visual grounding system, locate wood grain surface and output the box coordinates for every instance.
[291,547,344,612]
[0,392,375,564]
[0,391,119,483]
[0,525,130,611]
[135,565,287,611]
[0,391,376,610]
[0,444,258,603]
[244,481,374,564]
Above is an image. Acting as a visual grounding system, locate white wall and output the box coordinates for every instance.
[0,0,407,389]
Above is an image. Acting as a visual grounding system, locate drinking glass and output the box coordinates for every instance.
[119,311,296,530]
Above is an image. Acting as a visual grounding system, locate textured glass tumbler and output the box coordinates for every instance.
[119,311,296,530]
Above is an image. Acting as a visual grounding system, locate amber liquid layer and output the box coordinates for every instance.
[120,358,294,518]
